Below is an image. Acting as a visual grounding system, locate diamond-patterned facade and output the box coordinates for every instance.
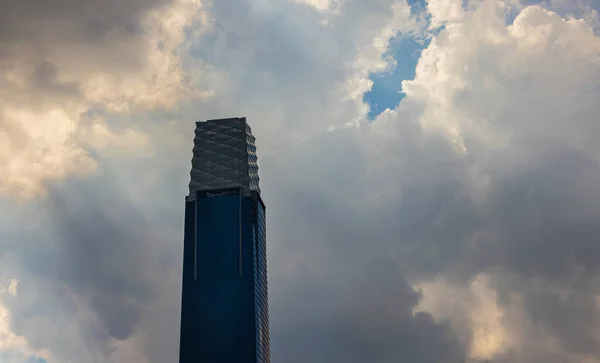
[188,117,261,197]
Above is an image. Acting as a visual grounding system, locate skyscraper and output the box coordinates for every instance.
[179,117,270,363]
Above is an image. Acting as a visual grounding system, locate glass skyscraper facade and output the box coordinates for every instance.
[179,117,271,363]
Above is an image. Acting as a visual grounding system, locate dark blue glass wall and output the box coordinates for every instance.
[179,188,270,363]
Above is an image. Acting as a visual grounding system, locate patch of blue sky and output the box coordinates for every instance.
[366,0,468,121]
[363,35,428,120]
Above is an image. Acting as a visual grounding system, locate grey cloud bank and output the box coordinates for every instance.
[1,0,600,363]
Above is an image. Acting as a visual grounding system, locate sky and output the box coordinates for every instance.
[0,0,600,362]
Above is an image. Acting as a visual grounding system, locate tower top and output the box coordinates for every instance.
[188,117,260,199]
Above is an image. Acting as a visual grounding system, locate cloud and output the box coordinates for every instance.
[0,277,50,363]
[80,117,151,154]
[427,0,465,27]
[1,0,600,363]
[0,107,97,198]
[0,0,209,199]
[0,174,183,362]
[415,274,511,360]
[382,1,600,361]
[295,0,341,12]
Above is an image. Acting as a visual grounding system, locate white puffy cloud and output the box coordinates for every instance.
[0,107,97,198]
[427,0,465,27]
[415,274,511,361]
[404,1,600,155]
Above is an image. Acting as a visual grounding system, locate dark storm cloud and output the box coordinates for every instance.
[395,139,600,282]
[0,0,171,44]
[3,171,183,360]
[261,107,600,362]
[269,195,466,363]
[271,265,465,363]
[0,0,177,108]
[448,140,600,360]
[478,141,600,278]
[263,129,467,363]
[32,60,81,97]
[397,139,600,360]
[519,279,600,356]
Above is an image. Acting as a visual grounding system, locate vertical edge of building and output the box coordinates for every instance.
[179,117,271,363]
[254,191,270,363]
